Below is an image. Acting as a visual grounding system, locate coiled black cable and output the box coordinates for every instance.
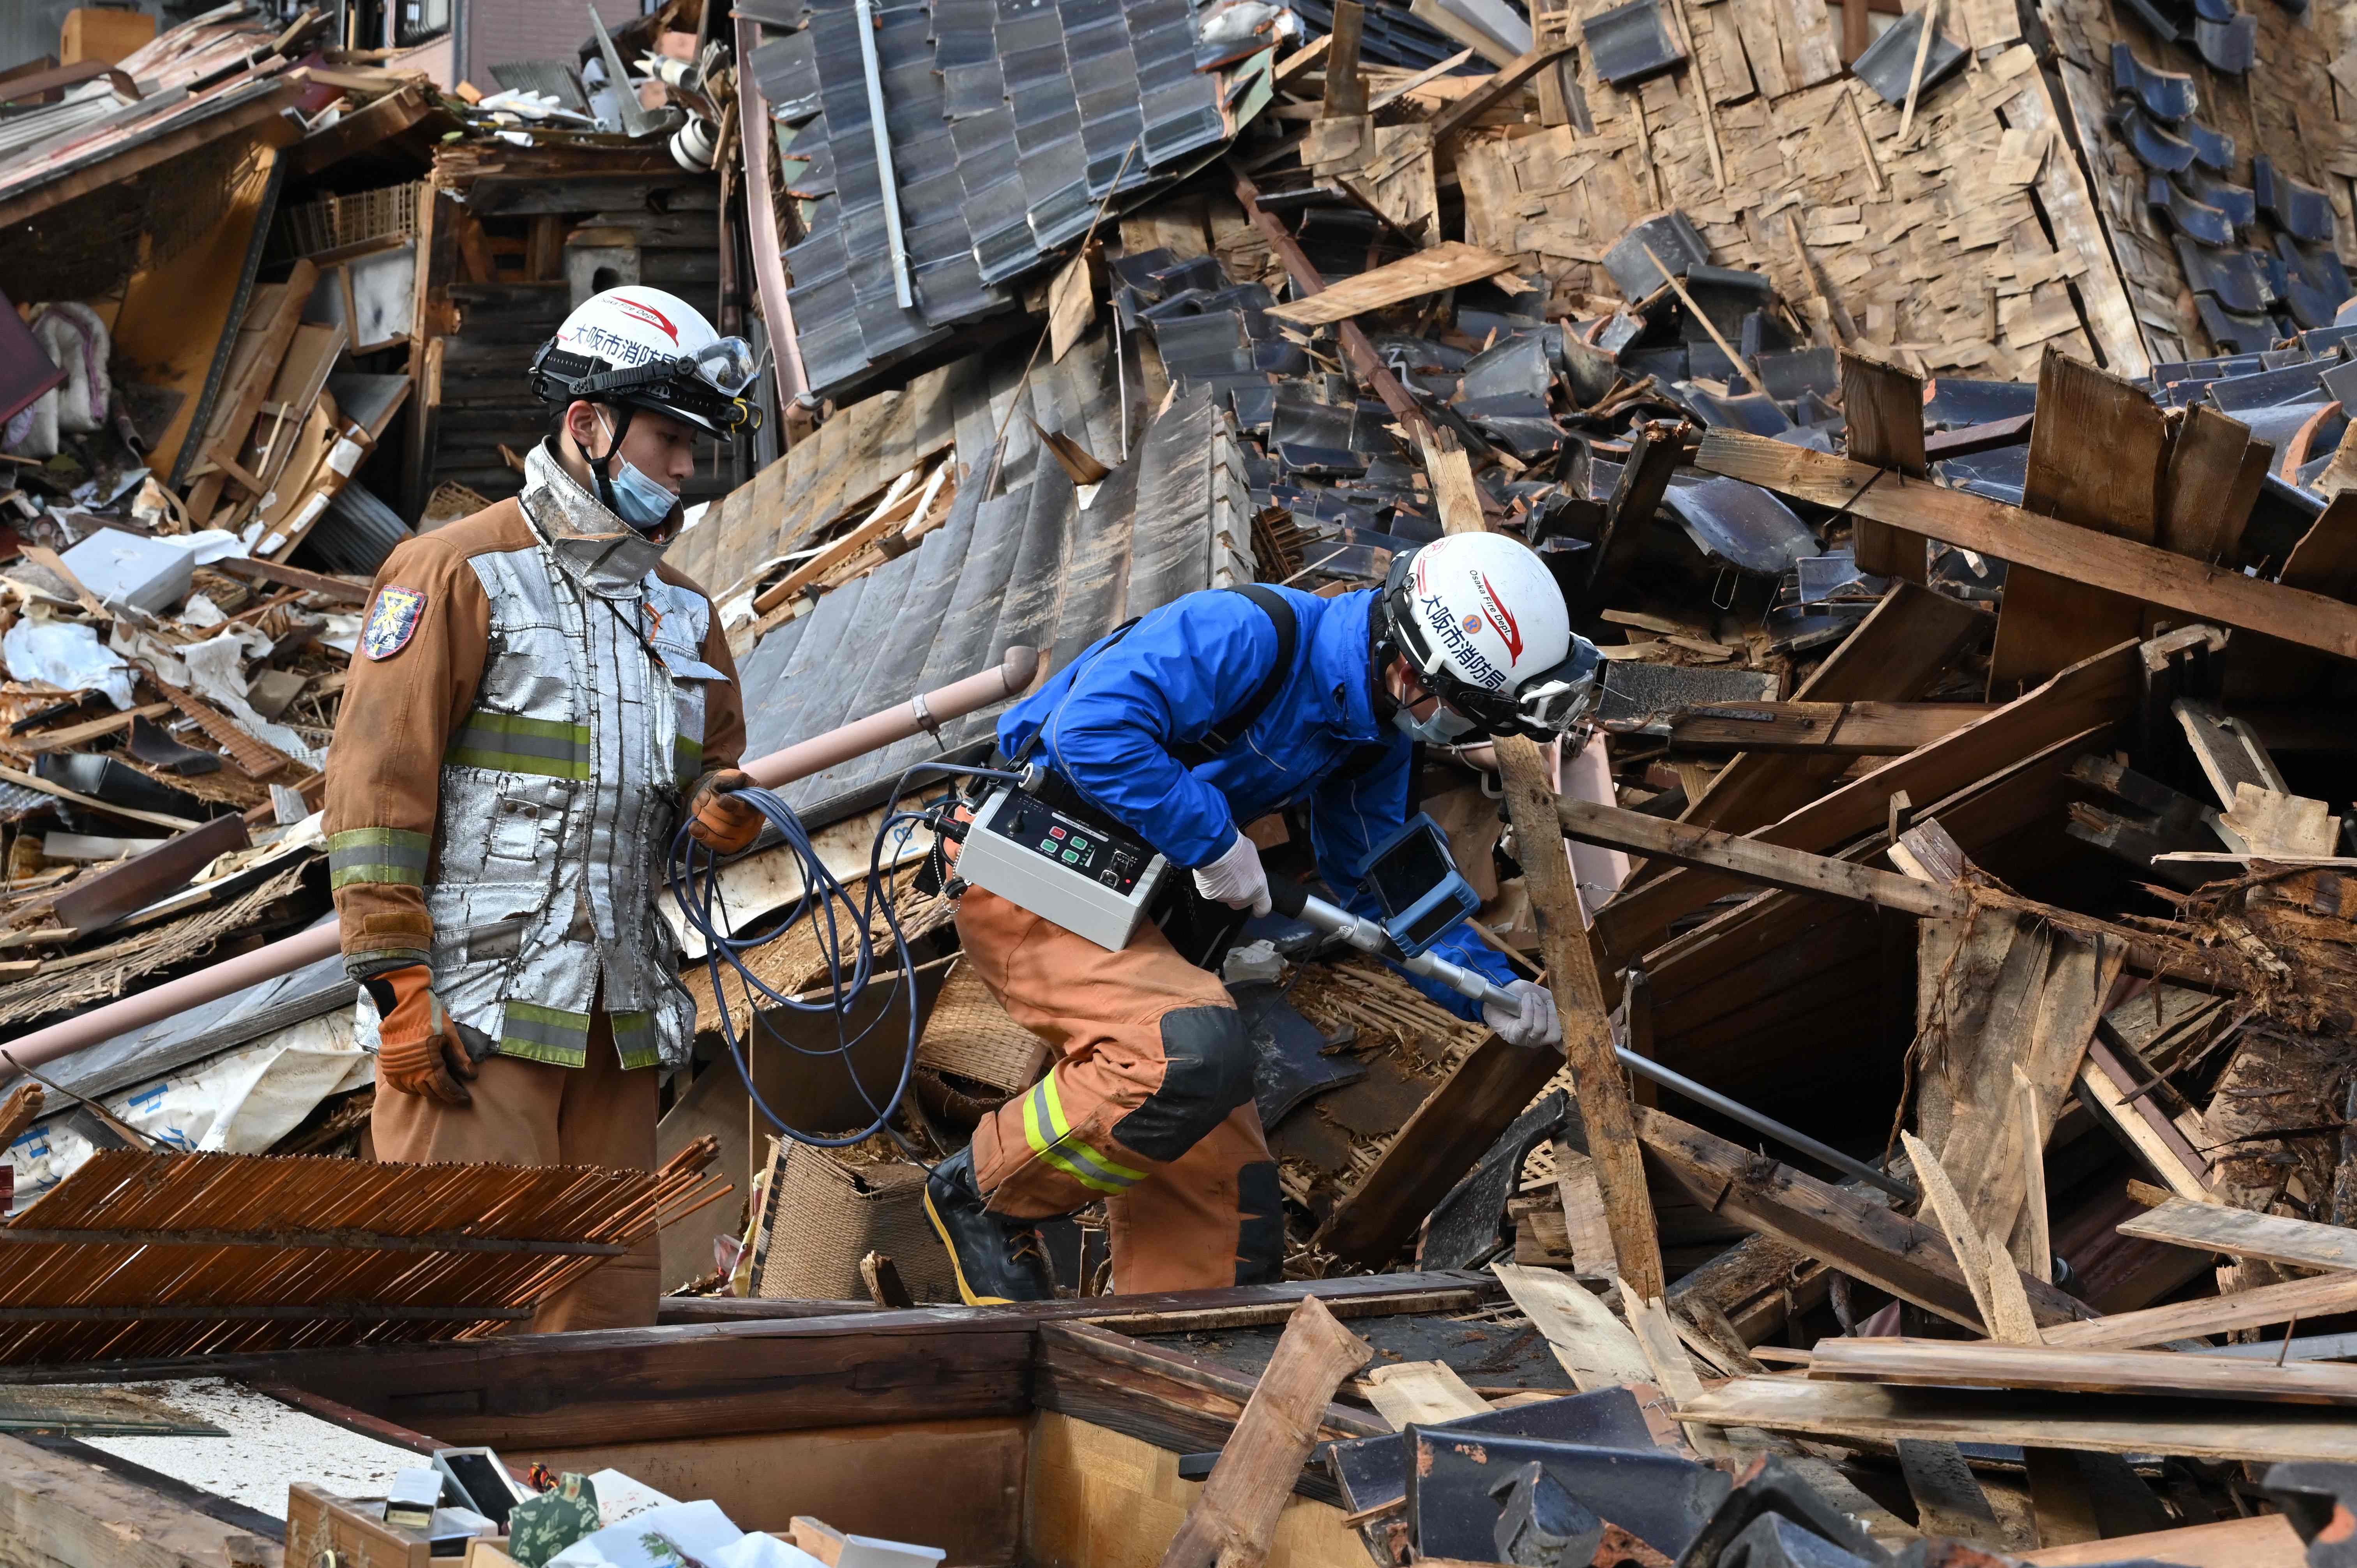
[665,763,1019,1151]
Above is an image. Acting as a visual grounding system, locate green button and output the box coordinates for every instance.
[1062,850,1080,863]
[1039,840,1057,853]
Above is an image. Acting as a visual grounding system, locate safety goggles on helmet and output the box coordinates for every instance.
[528,335,762,439]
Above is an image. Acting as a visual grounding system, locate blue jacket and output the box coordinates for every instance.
[998,586,1519,1021]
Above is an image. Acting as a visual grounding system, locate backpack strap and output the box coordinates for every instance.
[1169,585,1299,768]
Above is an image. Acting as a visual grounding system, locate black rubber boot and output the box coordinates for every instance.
[922,1146,1057,1305]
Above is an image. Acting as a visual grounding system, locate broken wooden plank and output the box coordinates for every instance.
[1158,1295,1373,1568]
[1842,352,1928,582]
[1556,795,1969,920]
[1694,431,2357,662]
[1361,1361,1489,1430]
[1491,1261,1653,1391]
[1638,1107,2086,1334]
[2119,1194,2357,1273]
[1428,38,1579,150]
[1230,164,1435,450]
[1902,1132,2041,1344]
[1990,351,2171,693]
[1678,1376,2357,1464]
[1316,1032,1560,1267]
[2157,406,2261,564]
[1263,241,1512,327]
[1806,1336,2357,1406]
[2039,1264,2357,1349]
[1666,701,1993,755]
[1598,634,2138,964]
[1583,420,1692,615]
[1670,581,1985,843]
[2077,1042,2213,1202]
[2173,699,2290,806]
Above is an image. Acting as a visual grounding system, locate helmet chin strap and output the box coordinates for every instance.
[576,403,639,517]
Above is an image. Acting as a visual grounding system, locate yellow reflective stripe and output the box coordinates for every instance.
[1023,1078,1144,1193]
[1041,1074,1147,1181]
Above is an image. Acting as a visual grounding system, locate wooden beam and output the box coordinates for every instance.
[1637,1107,2092,1335]
[1158,1296,1371,1568]
[2076,1038,2214,1201]
[1806,1336,2357,1406]
[1263,241,1513,327]
[1427,438,1664,1299]
[1696,430,2357,662]
[1230,164,1435,449]
[0,1433,274,1568]
[1665,701,1993,755]
[1902,1132,2042,1344]
[1665,579,1986,848]
[1841,351,1927,581]
[214,553,373,604]
[1679,1376,2357,1465]
[1316,1034,1563,1266]
[1556,795,1968,920]
[1597,636,2138,962]
[1428,39,1580,150]
[2119,1194,2357,1273]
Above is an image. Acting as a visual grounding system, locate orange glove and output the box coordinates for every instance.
[365,965,477,1106]
[686,768,763,854]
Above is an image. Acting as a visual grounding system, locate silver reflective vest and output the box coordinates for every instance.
[417,448,723,1071]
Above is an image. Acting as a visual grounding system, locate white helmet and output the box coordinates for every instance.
[529,286,759,440]
[1378,533,1600,739]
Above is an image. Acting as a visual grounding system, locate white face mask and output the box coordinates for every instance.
[1393,699,1477,744]
[590,412,680,532]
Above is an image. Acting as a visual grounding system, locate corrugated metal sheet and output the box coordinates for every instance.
[746,0,1238,400]
[727,327,1229,827]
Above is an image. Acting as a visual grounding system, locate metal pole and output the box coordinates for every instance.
[1611,1050,1917,1202]
[1284,887,1917,1202]
[0,648,1042,1081]
[852,0,914,310]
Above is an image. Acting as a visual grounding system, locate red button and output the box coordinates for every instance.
[1049,826,1065,839]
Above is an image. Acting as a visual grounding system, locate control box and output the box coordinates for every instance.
[954,787,1168,951]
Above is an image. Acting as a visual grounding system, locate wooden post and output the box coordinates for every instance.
[1428,439,1667,1300]
[1158,1296,1372,1568]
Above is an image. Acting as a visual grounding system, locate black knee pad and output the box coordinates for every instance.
[1109,1004,1255,1162]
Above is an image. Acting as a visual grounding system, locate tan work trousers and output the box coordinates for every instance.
[370,1012,661,1332]
[955,884,1279,1296]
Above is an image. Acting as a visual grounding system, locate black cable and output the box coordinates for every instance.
[666,763,1019,1155]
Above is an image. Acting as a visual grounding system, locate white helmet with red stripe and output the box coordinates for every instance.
[1378,533,1599,739]
[529,286,758,438]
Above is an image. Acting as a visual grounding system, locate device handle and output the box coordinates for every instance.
[1267,876,1309,920]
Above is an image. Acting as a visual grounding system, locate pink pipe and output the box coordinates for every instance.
[0,647,1042,1079]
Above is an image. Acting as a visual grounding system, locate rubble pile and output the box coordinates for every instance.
[5,0,2357,1562]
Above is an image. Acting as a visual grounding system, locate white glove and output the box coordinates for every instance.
[1485,979,1562,1050]
[1191,829,1272,916]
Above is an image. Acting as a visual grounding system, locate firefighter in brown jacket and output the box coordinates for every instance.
[324,289,766,1330]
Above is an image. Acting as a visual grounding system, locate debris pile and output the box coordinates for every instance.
[5,0,2357,1561]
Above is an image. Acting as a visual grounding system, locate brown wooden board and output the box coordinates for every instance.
[1695,433,2357,662]
[2118,1195,2357,1273]
[1841,352,1928,581]
[1990,350,2172,694]
[1806,1335,2357,1406]
[1678,1376,2357,1464]
[1263,242,1513,326]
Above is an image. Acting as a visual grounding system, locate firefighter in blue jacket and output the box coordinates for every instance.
[925,533,1602,1303]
